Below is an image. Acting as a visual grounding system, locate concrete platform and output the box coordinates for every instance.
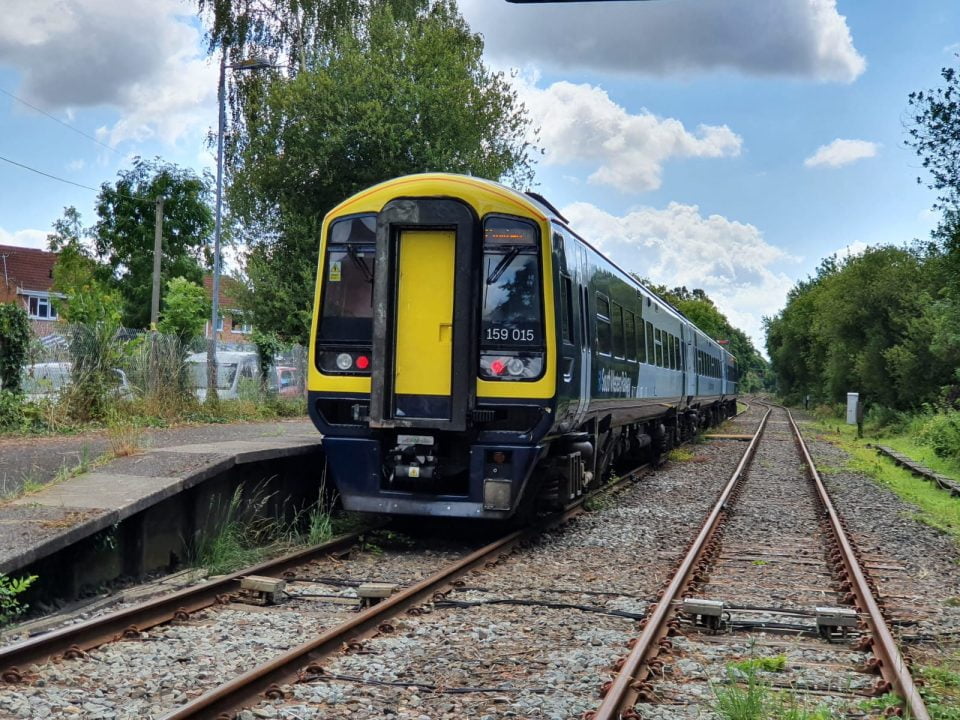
[0,420,322,576]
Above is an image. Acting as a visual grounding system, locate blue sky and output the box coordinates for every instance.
[0,1,957,349]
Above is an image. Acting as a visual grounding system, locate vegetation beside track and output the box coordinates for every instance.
[807,416,960,546]
[190,483,369,575]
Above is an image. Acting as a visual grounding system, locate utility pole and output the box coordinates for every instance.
[150,197,164,328]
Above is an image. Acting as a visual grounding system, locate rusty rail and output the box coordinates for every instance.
[589,403,930,720]
[0,528,377,677]
[159,468,648,720]
[786,408,929,720]
[588,405,771,719]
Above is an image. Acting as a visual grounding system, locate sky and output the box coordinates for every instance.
[0,0,957,352]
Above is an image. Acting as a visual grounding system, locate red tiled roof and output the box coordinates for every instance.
[0,244,58,294]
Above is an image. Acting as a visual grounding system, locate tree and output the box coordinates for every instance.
[92,158,213,329]
[157,277,209,343]
[0,303,31,395]
[907,59,960,218]
[226,2,536,342]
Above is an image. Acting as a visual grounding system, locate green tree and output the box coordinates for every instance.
[227,2,535,342]
[0,303,31,395]
[92,157,213,329]
[157,277,209,344]
[50,231,122,327]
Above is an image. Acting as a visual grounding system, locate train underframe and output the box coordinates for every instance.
[314,395,737,521]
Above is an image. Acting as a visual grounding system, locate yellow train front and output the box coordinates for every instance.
[308,173,558,519]
[309,173,739,519]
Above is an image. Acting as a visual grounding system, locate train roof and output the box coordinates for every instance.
[327,173,734,361]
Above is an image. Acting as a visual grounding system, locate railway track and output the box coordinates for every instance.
[590,402,929,720]
[0,404,786,720]
[4,419,732,720]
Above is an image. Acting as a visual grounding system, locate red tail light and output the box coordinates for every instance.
[356,355,370,370]
[491,359,506,375]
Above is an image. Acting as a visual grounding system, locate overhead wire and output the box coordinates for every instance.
[0,87,124,157]
[0,154,156,206]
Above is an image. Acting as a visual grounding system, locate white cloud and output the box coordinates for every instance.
[66,159,85,172]
[519,78,742,193]
[0,227,49,250]
[0,0,216,147]
[562,201,796,349]
[804,139,878,168]
[461,0,865,83]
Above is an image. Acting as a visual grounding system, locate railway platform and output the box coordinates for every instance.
[0,420,322,586]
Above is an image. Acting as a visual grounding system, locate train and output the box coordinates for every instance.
[307,173,738,520]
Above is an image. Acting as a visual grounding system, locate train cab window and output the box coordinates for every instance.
[611,302,625,358]
[644,320,652,364]
[596,294,612,355]
[559,274,573,345]
[625,311,637,362]
[317,215,377,347]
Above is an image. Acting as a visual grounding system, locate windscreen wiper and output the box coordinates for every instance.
[486,246,522,285]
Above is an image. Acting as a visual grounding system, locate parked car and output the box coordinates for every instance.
[186,351,260,401]
[268,365,302,397]
[21,362,132,402]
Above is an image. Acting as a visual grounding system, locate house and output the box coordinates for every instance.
[0,244,63,336]
[202,274,254,347]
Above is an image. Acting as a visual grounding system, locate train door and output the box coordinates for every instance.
[683,327,696,400]
[554,228,580,425]
[394,230,455,416]
[573,244,591,427]
[368,198,476,432]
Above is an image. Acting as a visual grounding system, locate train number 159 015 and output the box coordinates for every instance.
[485,327,535,342]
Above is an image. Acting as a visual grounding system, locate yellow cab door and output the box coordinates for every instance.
[393,229,455,420]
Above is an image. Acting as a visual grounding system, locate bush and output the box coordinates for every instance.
[0,303,30,394]
[916,411,960,461]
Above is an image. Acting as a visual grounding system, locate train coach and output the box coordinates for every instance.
[307,173,737,520]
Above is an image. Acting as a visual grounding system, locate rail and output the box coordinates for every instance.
[588,402,930,720]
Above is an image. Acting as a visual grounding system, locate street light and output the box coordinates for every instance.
[207,53,276,401]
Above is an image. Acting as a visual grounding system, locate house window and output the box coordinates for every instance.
[231,313,253,334]
[215,316,224,332]
[27,294,58,320]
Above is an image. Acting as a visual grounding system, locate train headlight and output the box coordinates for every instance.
[480,353,543,380]
[506,357,524,376]
[335,353,353,370]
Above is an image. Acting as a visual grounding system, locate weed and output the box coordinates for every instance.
[713,667,769,720]
[728,655,787,674]
[106,414,143,458]
[668,448,696,463]
[714,665,837,720]
[584,492,614,511]
[751,559,768,566]
[0,573,38,627]
[190,484,281,574]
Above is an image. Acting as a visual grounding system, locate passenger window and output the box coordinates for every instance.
[559,274,573,344]
[596,294,612,355]
[612,302,624,358]
[675,337,682,371]
[645,321,653,364]
[654,328,663,367]
[625,311,636,362]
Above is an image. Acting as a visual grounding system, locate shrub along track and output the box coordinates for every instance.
[590,403,929,720]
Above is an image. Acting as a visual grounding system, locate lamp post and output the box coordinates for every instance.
[207,52,275,401]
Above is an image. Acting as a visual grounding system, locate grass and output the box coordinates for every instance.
[713,662,836,720]
[189,482,370,575]
[668,447,697,463]
[808,418,960,546]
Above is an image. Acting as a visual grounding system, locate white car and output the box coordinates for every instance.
[20,362,132,402]
[186,351,260,401]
